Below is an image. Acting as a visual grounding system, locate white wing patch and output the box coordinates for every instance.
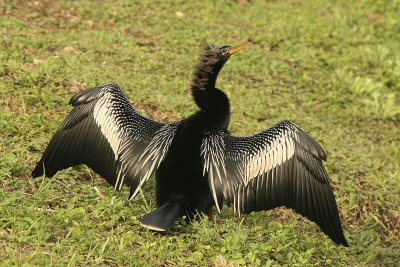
[93,92,129,190]
[92,87,178,194]
[201,121,300,213]
[94,92,126,160]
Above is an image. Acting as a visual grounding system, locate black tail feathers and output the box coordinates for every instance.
[140,201,187,231]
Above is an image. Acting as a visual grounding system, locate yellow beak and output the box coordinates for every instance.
[228,41,249,54]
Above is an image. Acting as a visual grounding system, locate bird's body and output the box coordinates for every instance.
[32,43,348,246]
[156,112,212,213]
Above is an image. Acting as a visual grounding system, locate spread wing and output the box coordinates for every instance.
[32,83,179,200]
[201,120,348,246]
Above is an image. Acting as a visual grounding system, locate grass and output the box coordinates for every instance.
[1,0,399,266]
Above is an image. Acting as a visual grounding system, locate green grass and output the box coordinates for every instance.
[1,0,399,266]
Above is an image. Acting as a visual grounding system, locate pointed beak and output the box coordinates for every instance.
[228,41,248,55]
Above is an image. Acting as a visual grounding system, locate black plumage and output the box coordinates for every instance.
[32,42,348,246]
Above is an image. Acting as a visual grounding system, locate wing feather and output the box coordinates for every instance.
[201,120,348,246]
[32,83,179,199]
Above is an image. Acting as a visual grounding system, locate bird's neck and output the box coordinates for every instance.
[191,60,225,93]
[191,65,230,129]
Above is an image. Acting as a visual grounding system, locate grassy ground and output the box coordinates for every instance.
[1,0,399,266]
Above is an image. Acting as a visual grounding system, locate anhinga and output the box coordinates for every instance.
[32,42,348,246]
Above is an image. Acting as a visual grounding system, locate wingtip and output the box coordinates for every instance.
[337,235,349,247]
[334,238,349,247]
[31,162,44,178]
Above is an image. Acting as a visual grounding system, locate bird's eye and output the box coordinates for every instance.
[221,47,230,54]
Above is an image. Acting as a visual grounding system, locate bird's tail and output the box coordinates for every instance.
[140,201,187,231]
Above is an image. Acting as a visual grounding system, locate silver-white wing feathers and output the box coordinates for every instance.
[201,120,348,246]
[32,83,179,200]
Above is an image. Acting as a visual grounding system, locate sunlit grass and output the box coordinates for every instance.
[1,0,399,266]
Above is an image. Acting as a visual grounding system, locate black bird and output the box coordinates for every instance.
[32,42,348,246]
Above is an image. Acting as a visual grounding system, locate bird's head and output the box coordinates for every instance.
[192,41,248,92]
[202,42,248,65]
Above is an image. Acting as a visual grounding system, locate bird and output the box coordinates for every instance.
[32,42,348,246]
